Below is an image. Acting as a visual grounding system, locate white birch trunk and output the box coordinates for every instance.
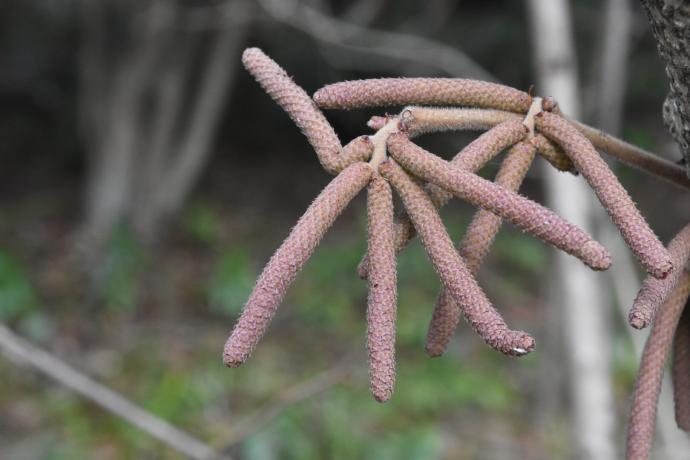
[527,1,616,458]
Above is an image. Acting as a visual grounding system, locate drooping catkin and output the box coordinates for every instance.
[379,159,534,356]
[672,302,690,431]
[358,120,527,280]
[569,118,690,190]
[423,120,529,206]
[386,133,612,271]
[313,78,532,113]
[426,141,537,357]
[536,111,672,279]
[366,176,398,402]
[530,133,576,173]
[242,48,346,174]
[357,212,415,280]
[626,272,690,460]
[628,224,690,329]
[223,163,373,367]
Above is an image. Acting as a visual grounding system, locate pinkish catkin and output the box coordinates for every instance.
[366,175,398,402]
[536,111,672,279]
[426,141,537,357]
[313,78,532,113]
[242,48,367,174]
[386,133,611,271]
[358,120,528,280]
[672,302,690,431]
[626,272,690,460]
[223,162,373,367]
[628,224,690,329]
[379,159,534,356]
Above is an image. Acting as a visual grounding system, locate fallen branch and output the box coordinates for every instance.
[0,323,226,460]
[216,356,354,450]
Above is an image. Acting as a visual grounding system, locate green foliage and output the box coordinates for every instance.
[492,232,548,275]
[182,201,223,245]
[98,226,145,311]
[293,239,367,329]
[0,249,36,320]
[208,247,256,316]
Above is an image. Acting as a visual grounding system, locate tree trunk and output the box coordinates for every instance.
[527,1,617,458]
[78,0,248,253]
[640,0,690,177]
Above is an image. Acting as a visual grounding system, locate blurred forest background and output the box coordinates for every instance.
[1,0,689,459]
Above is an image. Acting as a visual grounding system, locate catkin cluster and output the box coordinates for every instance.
[224,48,679,411]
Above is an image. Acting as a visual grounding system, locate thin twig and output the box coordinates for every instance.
[216,357,355,450]
[0,323,225,460]
[568,118,690,190]
[256,0,495,80]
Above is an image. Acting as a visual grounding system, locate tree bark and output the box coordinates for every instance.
[640,0,690,177]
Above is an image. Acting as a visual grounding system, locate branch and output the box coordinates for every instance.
[152,7,249,225]
[0,323,226,460]
[256,0,495,80]
[568,118,690,189]
[216,357,354,450]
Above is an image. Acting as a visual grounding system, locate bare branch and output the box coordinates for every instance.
[0,323,225,460]
[216,358,354,450]
[256,0,495,80]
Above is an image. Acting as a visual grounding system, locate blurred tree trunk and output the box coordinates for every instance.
[78,0,248,254]
[640,0,690,177]
[527,1,617,459]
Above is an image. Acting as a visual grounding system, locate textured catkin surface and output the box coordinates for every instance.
[530,133,575,172]
[626,272,690,460]
[629,224,690,328]
[313,78,532,113]
[366,176,398,402]
[379,160,534,356]
[242,48,345,174]
[334,135,374,172]
[426,142,537,357]
[536,111,672,279]
[452,120,528,172]
[358,120,526,280]
[386,134,611,271]
[223,163,373,367]
[425,121,528,206]
[673,302,690,431]
[403,107,522,136]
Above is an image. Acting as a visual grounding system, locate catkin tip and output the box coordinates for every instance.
[313,88,328,107]
[373,390,393,403]
[581,240,613,271]
[654,260,674,280]
[241,47,263,64]
[508,333,536,357]
[222,349,245,368]
[356,260,369,280]
[425,344,445,358]
[628,311,650,330]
